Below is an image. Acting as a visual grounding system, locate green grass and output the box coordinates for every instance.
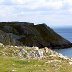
[0,46,72,72]
[0,56,72,72]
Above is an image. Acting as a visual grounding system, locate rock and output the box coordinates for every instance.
[34,47,39,50]
[28,48,44,58]
[69,62,72,65]
[11,69,16,72]
[45,60,61,63]
[58,53,68,59]
[34,50,44,58]
[0,22,71,49]
[50,54,57,57]
[44,47,49,53]
[0,43,4,47]
[18,48,28,58]
[19,48,27,54]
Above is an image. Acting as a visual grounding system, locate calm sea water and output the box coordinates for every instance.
[53,28,72,58]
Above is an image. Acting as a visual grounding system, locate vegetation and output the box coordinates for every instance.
[0,22,71,48]
[0,46,72,72]
[0,56,72,72]
[0,22,72,72]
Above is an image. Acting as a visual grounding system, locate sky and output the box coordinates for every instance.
[0,0,72,28]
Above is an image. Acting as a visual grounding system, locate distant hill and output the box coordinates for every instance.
[0,22,71,49]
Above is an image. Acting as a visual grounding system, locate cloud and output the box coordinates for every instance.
[11,0,63,9]
[0,0,72,18]
[0,0,71,11]
[12,0,34,4]
[0,0,4,3]
[64,0,72,14]
[0,5,17,17]
[0,0,72,27]
[68,8,72,14]
[65,0,72,5]
[0,0,72,11]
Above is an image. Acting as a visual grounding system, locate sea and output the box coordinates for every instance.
[53,28,72,58]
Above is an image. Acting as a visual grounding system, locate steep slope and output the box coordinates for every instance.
[0,22,71,49]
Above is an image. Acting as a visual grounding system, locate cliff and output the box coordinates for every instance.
[0,22,71,49]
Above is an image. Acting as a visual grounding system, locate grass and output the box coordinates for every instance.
[0,56,72,72]
[0,46,72,72]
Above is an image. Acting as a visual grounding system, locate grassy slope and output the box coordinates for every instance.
[0,56,72,72]
[0,46,72,72]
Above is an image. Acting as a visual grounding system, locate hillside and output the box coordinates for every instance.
[0,22,71,49]
[0,46,72,72]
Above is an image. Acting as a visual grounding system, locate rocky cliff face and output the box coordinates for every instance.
[0,22,71,49]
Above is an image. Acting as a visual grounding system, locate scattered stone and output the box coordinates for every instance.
[45,60,61,64]
[58,53,69,60]
[44,47,49,53]
[0,43,4,47]
[34,48,44,58]
[0,45,72,60]
[69,62,72,65]
[12,69,16,72]
[34,47,39,50]
[50,54,57,57]
[10,45,14,47]
[18,48,28,58]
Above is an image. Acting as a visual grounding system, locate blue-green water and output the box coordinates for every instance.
[53,28,72,58]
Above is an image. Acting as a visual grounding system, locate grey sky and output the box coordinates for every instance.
[0,0,72,27]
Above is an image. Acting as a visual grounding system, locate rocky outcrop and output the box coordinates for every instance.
[0,22,71,49]
[0,45,70,59]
